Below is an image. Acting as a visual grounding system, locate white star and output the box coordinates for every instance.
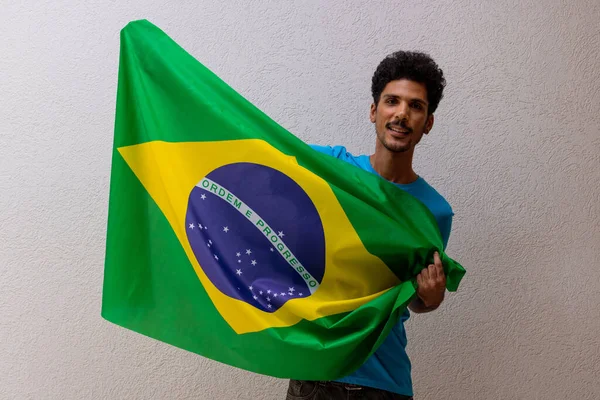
[278,231,285,238]
[199,223,203,229]
[237,259,241,263]
[267,290,271,294]
[266,297,271,302]
[189,223,195,229]
[289,287,295,293]
[201,194,206,200]
[236,269,242,276]
[251,260,257,266]
[299,293,303,296]
[214,254,219,260]
[273,293,278,297]
[236,252,241,257]
[253,295,258,300]
[249,285,253,290]
[246,249,252,255]
[207,243,211,247]
[270,248,274,252]
[259,290,263,295]
[280,292,286,296]
[267,304,272,309]
[223,226,229,233]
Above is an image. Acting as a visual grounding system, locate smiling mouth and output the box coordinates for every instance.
[387,125,411,135]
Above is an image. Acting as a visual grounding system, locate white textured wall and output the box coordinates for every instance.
[1,1,599,399]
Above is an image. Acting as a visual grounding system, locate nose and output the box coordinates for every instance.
[394,102,409,122]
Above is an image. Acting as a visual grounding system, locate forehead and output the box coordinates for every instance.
[381,79,428,102]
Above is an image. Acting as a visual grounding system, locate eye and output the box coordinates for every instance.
[386,98,398,105]
[411,102,423,110]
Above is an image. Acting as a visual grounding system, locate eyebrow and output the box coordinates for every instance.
[383,94,428,105]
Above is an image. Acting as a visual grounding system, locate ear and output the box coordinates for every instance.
[370,103,377,123]
[424,114,434,134]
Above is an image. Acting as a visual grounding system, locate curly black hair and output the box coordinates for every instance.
[371,51,446,114]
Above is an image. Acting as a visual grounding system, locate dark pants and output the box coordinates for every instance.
[286,380,413,400]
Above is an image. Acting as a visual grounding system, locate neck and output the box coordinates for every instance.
[370,143,418,184]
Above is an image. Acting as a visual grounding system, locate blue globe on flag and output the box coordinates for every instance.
[185,162,326,312]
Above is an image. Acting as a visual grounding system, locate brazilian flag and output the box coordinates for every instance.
[102,19,465,380]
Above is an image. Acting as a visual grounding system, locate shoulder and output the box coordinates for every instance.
[413,178,454,248]
[414,178,453,216]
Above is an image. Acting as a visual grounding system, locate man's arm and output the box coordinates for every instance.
[408,252,446,313]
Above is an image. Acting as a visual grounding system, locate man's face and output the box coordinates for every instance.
[370,79,434,153]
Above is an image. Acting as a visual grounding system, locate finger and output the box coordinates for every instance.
[420,267,430,281]
[428,264,438,280]
[417,273,423,286]
[434,252,444,275]
[434,252,442,268]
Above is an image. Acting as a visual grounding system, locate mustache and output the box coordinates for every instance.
[385,121,412,132]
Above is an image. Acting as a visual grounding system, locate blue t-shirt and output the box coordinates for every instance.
[310,144,454,397]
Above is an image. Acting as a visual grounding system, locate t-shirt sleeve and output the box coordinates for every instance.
[438,212,453,250]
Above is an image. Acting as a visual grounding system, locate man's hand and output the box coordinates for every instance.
[409,252,446,313]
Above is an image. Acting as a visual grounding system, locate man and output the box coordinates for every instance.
[286,51,451,399]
